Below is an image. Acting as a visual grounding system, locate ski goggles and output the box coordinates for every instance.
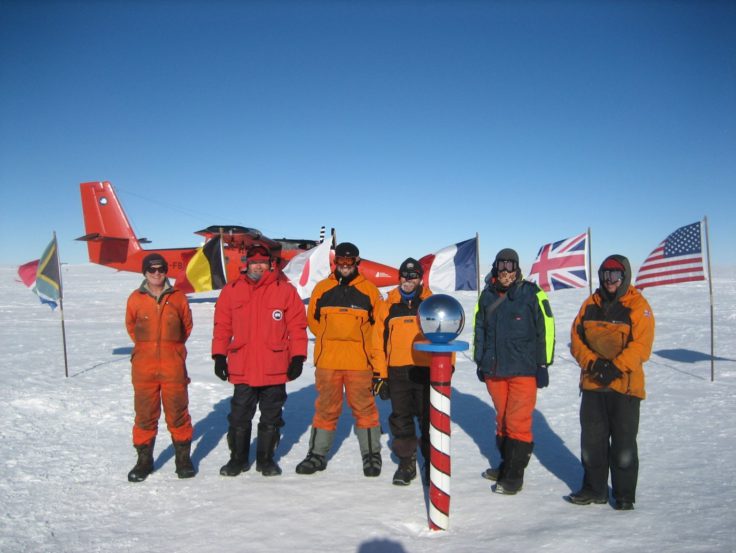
[400,271,421,280]
[334,256,357,267]
[494,259,518,273]
[146,266,167,274]
[602,270,624,284]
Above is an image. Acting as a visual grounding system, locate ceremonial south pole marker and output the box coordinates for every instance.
[415,294,468,531]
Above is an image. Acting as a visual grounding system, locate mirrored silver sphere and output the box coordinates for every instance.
[418,294,465,343]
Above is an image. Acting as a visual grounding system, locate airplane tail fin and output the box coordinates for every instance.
[78,181,144,268]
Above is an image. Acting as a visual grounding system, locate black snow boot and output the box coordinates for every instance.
[494,439,533,495]
[128,439,155,483]
[566,488,608,505]
[392,453,417,486]
[173,440,195,479]
[482,435,506,481]
[255,423,282,476]
[220,425,251,477]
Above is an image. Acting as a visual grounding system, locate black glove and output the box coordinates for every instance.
[213,355,228,381]
[372,376,390,400]
[591,358,622,386]
[536,365,549,389]
[476,365,488,383]
[287,355,306,381]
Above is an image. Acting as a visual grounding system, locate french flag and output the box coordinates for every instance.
[420,237,479,292]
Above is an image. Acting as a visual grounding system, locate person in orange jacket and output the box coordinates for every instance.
[295,242,384,477]
[566,254,655,511]
[371,257,433,486]
[212,242,308,477]
[125,253,194,482]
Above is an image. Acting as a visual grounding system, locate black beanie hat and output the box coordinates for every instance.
[491,247,520,280]
[335,242,359,258]
[141,253,168,274]
[494,248,519,265]
[399,257,424,277]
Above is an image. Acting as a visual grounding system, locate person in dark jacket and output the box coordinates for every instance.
[474,248,555,494]
[212,242,308,477]
[566,254,654,510]
[371,258,434,486]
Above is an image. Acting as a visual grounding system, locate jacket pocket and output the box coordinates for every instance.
[265,340,289,375]
[162,308,185,342]
[583,320,630,360]
[322,309,365,342]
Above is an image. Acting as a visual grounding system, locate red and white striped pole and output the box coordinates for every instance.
[415,341,468,531]
[415,293,468,531]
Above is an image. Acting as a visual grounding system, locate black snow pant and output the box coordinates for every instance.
[388,366,430,461]
[579,390,641,503]
[228,383,287,430]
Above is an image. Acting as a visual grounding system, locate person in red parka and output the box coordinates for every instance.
[212,242,308,477]
[126,253,194,482]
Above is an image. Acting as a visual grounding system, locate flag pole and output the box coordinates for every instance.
[587,227,593,296]
[703,217,714,382]
[475,232,481,297]
[218,227,227,284]
[54,231,70,378]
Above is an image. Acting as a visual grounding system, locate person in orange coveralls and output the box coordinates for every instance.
[125,253,194,482]
[295,242,384,477]
[566,254,654,511]
[212,242,308,477]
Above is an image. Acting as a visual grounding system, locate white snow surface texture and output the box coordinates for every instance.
[1,264,735,553]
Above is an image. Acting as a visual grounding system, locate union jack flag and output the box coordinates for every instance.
[528,232,588,292]
[634,222,706,289]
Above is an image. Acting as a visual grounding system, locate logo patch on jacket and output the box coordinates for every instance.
[272,310,283,321]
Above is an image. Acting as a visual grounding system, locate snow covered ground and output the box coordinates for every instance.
[1,264,735,553]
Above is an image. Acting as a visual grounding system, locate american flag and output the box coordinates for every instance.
[635,222,706,289]
[528,232,588,292]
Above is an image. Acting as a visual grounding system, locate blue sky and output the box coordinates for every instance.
[1,0,734,276]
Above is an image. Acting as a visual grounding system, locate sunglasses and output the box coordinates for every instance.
[334,256,357,267]
[602,270,624,283]
[400,271,421,280]
[495,260,517,273]
[146,266,167,274]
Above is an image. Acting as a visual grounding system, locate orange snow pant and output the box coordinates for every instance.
[312,368,379,431]
[132,379,193,446]
[485,376,537,443]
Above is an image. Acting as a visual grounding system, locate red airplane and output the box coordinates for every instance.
[77,181,398,289]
